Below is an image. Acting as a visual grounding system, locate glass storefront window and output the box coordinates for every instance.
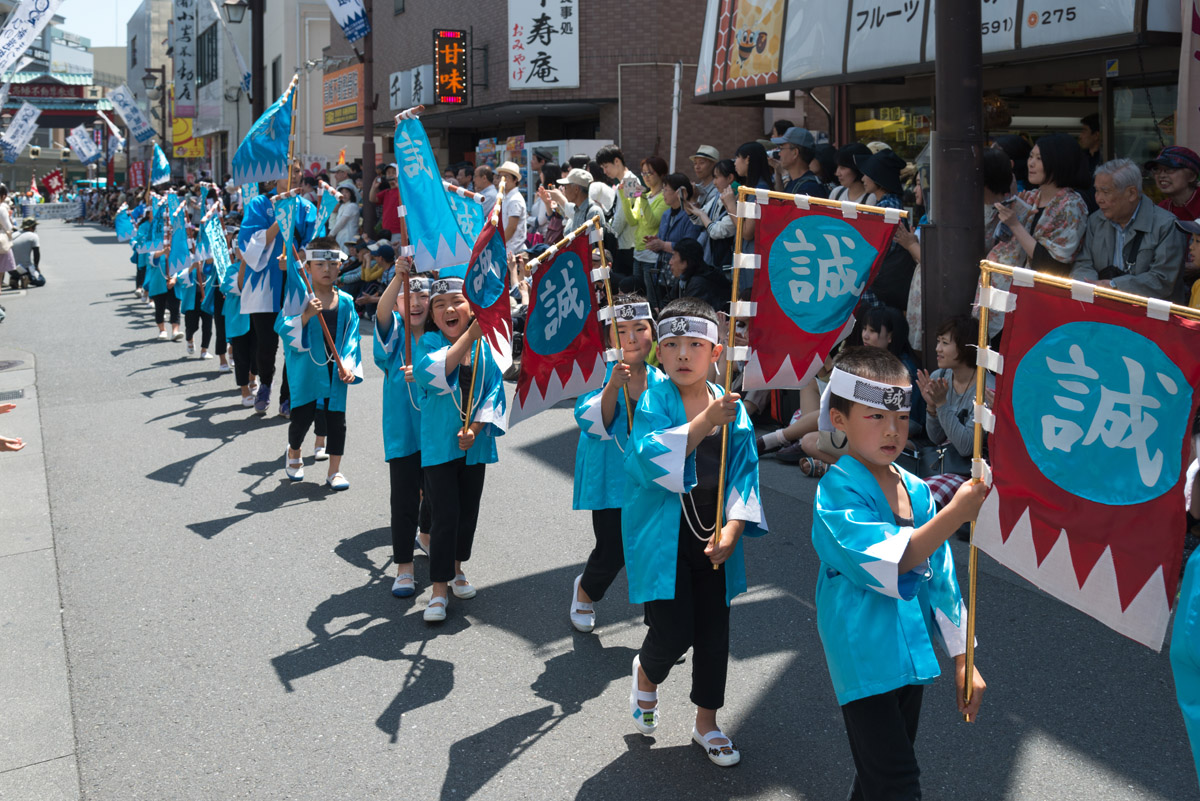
[852,104,932,161]
[1112,82,1176,168]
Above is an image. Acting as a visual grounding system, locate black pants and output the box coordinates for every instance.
[135,265,146,290]
[288,401,346,455]
[612,248,635,281]
[423,458,486,584]
[388,453,432,564]
[638,523,730,710]
[840,684,924,801]
[581,508,624,601]
[250,311,287,401]
[185,302,213,349]
[152,292,180,325]
[230,331,257,387]
[212,290,227,356]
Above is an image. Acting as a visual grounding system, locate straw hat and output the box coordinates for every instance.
[496,161,522,182]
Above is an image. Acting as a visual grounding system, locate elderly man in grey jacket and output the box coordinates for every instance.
[1071,158,1186,301]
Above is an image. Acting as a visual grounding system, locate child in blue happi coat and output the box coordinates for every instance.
[414,272,507,623]
[275,237,363,490]
[147,226,181,342]
[373,266,433,599]
[811,346,989,800]
[623,297,767,767]
[570,294,668,633]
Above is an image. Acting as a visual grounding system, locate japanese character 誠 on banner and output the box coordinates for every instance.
[509,234,606,427]
[508,0,579,90]
[742,199,901,389]
[465,220,514,372]
[392,116,474,273]
[974,283,1200,650]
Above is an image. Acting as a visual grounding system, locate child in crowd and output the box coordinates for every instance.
[182,253,215,360]
[226,233,259,408]
[569,294,667,632]
[414,272,507,623]
[811,346,988,799]
[623,297,766,767]
[374,266,433,599]
[148,226,182,342]
[275,237,363,490]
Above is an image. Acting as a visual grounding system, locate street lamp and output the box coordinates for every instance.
[141,66,168,145]
[222,0,248,24]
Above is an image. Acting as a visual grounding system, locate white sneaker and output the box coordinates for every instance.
[313,446,328,461]
[218,363,231,373]
[570,574,595,632]
[172,330,184,342]
[200,351,214,360]
[423,595,448,622]
[156,330,169,341]
[241,395,255,408]
[186,342,195,355]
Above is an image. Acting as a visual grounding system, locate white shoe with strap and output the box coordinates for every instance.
[284,450,303,481]
[570,574,595,632]
[451,573,476,599]
[629,655,658,735]
[692,727,740,767]
[423,595,447,622]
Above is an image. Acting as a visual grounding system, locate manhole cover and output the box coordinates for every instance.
[0,389,24,401]
[0,360,25,372]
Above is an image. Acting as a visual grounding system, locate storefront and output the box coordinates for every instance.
[694,0,1183,165]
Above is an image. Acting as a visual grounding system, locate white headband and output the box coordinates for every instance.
[431,277,464,297]
[409,277,430,294]
[828,366,912,412]
[305,249,346,262]
[613,302,653,322]
[657,315,719,345]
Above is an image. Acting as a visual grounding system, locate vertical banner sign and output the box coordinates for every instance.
[322,64,363,133]
[974,284,1200,650]
[0,100,40,162]
[129,161,146,188]
[110,84,157,143]
[324,0,371,43]
[742,199,901,389]
[42,168,63,196]
[464,221,514,371]
[393,116,474,272]
[508,0,580,89]
[434,29,468,105]
[508,234,606,427]
[0,0,63,77]
[67,125,102,165]
[0,55,33,111]
[171,0,197,118]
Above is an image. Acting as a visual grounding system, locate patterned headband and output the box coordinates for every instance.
[431,277,464,297]
[409,276,431,294]
[305,249,346,262]
[614,302,653,323]
[828,366,911,412]
[657,316,718,345]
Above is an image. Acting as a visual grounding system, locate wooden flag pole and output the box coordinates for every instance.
[711,186,753,569]
[593,218,635,432]
[525,215,600,272]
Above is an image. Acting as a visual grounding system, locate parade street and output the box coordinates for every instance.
[0,222,1189,800]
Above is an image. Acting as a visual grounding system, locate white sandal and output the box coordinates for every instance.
[451,573,476,599]
[391,573,415,598]
[570,574,595,632]
[629,655,658,734]
[423,595,447,622]
[284,450,303,481]
[692,727,740,767]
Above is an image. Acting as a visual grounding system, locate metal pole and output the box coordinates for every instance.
[668,61,681,173]
[251,0,265,120]
[922,0,983,364]
[360,0,377,236]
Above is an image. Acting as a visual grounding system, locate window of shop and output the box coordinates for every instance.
[197,24,218,88]
[852,104,931,161]
[130,37,137,68]
[1112,80,1176,170]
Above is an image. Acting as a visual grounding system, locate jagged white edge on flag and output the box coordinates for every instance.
[507,352,606,428]
[973,489,1170,651]
[740,317,856,390]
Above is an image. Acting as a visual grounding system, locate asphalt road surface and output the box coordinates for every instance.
[0,221,1194,800]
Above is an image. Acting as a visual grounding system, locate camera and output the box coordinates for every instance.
[768,148,780,160]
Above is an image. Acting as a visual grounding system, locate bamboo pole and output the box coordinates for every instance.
[459,176,509,436]
[592,218,636,432]
[738,187,910,220]
[525,215,601,272]
[711,187,754,568]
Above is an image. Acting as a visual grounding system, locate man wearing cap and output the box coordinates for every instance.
[541,167,607,233]
[691,146,720,207]
[1147,146,1200,224]
[496,161,527,255]
[771,127,828,198]
[1071,158,1186,301]
[333,163,356,193]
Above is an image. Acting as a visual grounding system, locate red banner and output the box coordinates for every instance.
[743,199,900,389]
[42,169,63,197]
[465,220,514,371]
[508,234,606,427]
[129,162,146,188]
[974,283,1200,649]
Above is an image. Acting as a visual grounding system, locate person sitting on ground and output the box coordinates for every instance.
[665,237,730,311]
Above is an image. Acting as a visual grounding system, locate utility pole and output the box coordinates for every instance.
[922,1,983,363]
[360,0,377,236]
[251,0,264,119]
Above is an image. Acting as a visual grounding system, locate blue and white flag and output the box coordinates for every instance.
[67,125,102,165]
[0,100,39,163]
[96,109,125,159]
[0,0,63,78]
[109,84,156,144]
[115,204,135,242]
[151,143,171,186]
[273,196,309,316]
[0,55,32,111]
[168,219,192,274]
[445,185,485,243]
[232,77,295,187]
[325,0,370,43]
[313,186,339,237]
[394,116,474,273]
[201,215,232,285]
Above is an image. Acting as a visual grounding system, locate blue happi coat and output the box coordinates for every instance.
[274,290,363,411]
[144,253,170,297]
[573,360,668,511]
[414,330,507,468]
[237,191,317,315]
[812,456,968,705]
[622,380,767,607]
[221,261,251,339]
[374,312,423,461]
[1171,547,1200,786]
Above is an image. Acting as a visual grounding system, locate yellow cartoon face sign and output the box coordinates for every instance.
[724,0,784,86]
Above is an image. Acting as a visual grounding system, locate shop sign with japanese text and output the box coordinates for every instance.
[322,63,363,132]
[434,30,468,105]
[508,0,579,90]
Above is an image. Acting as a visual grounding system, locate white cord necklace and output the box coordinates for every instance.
[679,384,719,541]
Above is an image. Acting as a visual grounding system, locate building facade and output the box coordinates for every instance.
[125,0,171,165]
